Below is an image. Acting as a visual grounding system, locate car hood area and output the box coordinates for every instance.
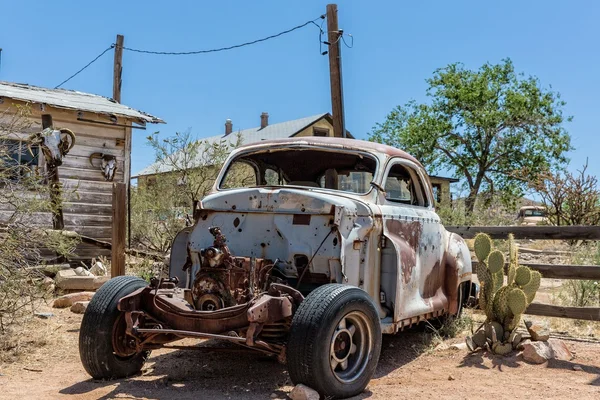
[201,187,373,217]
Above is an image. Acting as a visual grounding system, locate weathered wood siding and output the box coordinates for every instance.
[0,100,133,261]
[294,118,335,137]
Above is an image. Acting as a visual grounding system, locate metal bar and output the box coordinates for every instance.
[77,117,146,130]
[136,328,247,343]
[447,225,600,240]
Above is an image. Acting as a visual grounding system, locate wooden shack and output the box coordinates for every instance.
[0,81,164,261]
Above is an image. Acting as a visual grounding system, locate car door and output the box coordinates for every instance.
[377,158,446,325]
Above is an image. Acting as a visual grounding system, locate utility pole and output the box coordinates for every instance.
[113,34,124,103]
[326,4,345,138]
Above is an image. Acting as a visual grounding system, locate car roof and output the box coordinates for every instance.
[235,137,423,167]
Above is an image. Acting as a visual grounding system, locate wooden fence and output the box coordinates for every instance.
[446,225,600,322]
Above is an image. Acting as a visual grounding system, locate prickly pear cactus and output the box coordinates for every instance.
[466,233,542,356]
[474,233,492,262]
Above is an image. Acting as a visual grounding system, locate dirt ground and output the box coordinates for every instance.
[0,305,599,400]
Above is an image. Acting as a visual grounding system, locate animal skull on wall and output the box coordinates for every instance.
[28,128,76,168]
[89,152,118,181]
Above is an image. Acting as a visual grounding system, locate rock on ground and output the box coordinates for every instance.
[289,384,320,400]
[525,320,550,342]
[54,269,109,291]
[70,301,89,314]
[521,339,573,364]
[52,292,95,308]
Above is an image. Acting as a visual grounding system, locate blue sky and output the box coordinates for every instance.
[1,0,599,186]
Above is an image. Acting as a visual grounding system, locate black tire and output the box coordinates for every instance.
[79,276,150,379]
[287,284,382,398]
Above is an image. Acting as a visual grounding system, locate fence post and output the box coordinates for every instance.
[112,183,126,277]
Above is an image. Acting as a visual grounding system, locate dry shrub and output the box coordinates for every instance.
[531,161,600,226]
[0,105,79,332]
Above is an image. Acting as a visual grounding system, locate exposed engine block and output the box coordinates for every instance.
[191,227,272,310]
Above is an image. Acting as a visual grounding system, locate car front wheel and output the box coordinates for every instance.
[286,284,382,398]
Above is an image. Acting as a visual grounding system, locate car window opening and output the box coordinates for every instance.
[220,148,377,194]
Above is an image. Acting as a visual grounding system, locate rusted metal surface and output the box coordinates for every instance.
[117,139,473,359]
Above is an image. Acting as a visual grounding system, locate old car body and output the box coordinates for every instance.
[517,205,548,226]
[80,137,472,398]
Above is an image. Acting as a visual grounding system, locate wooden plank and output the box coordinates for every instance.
[57,166,124,182]
[112,183,126,277]
[65,226,112,237]
[61,155,125,172]
[66,143,124,158]
[61,178,116,192]
[67,134,125,149]
[64,191,113,204]
[472,261,600,280]
[63,214,112,227]
[526,303,600,321]
[63,203,112,216]
[113,34,124,103]
[447,225,600,240]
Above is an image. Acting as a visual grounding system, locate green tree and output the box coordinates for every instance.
[369,59,572,213]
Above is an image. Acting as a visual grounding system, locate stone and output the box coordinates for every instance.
[34,312,54,319]
[70,301,89,314]
[289,384,320,400]
[548,338,573,361]
[53,292,95,308]
[448,374,455,381]
[42,277,55,293]
[54,269,109,291]
[521,338,573,364]
[74,266,94,277]
[525,320,550,342]
[449,342,468,351]
[573,365,583,371]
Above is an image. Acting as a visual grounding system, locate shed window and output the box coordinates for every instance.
[0,139,39,179]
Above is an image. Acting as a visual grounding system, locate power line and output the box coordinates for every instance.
[121,15,325,55]
[55,45,114,89]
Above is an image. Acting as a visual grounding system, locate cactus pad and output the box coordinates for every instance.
[522,270,541,303]
[507,262,516,285]
[515,266,532,287]
[476,262,492,287]
[474,233,493,262]
[488,250,505,274]
[472,329,487,348]
[492,342,513,355]
[493,269,504,293]
[492,286,511,323]
[508,288,527,315]
[510,332,523,349]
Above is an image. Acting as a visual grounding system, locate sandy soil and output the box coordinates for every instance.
[0,305,599,400]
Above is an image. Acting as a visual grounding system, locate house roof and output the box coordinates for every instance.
[429,175,460,183]
[134,113,350,177]
[0,81,164,124]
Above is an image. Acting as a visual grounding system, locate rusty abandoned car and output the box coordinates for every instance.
[79,137,473,398]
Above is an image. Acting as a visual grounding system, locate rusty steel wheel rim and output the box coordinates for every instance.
[329,311,373,383]
[112,313,137,359]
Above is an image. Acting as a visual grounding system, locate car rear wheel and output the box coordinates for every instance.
[79,276,150,379]
[287,284,382,398]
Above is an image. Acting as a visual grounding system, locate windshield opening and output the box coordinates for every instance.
[219,148,377,194]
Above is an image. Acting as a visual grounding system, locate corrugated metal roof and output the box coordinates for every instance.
[0,81,164,124]
[134,113,335,177]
